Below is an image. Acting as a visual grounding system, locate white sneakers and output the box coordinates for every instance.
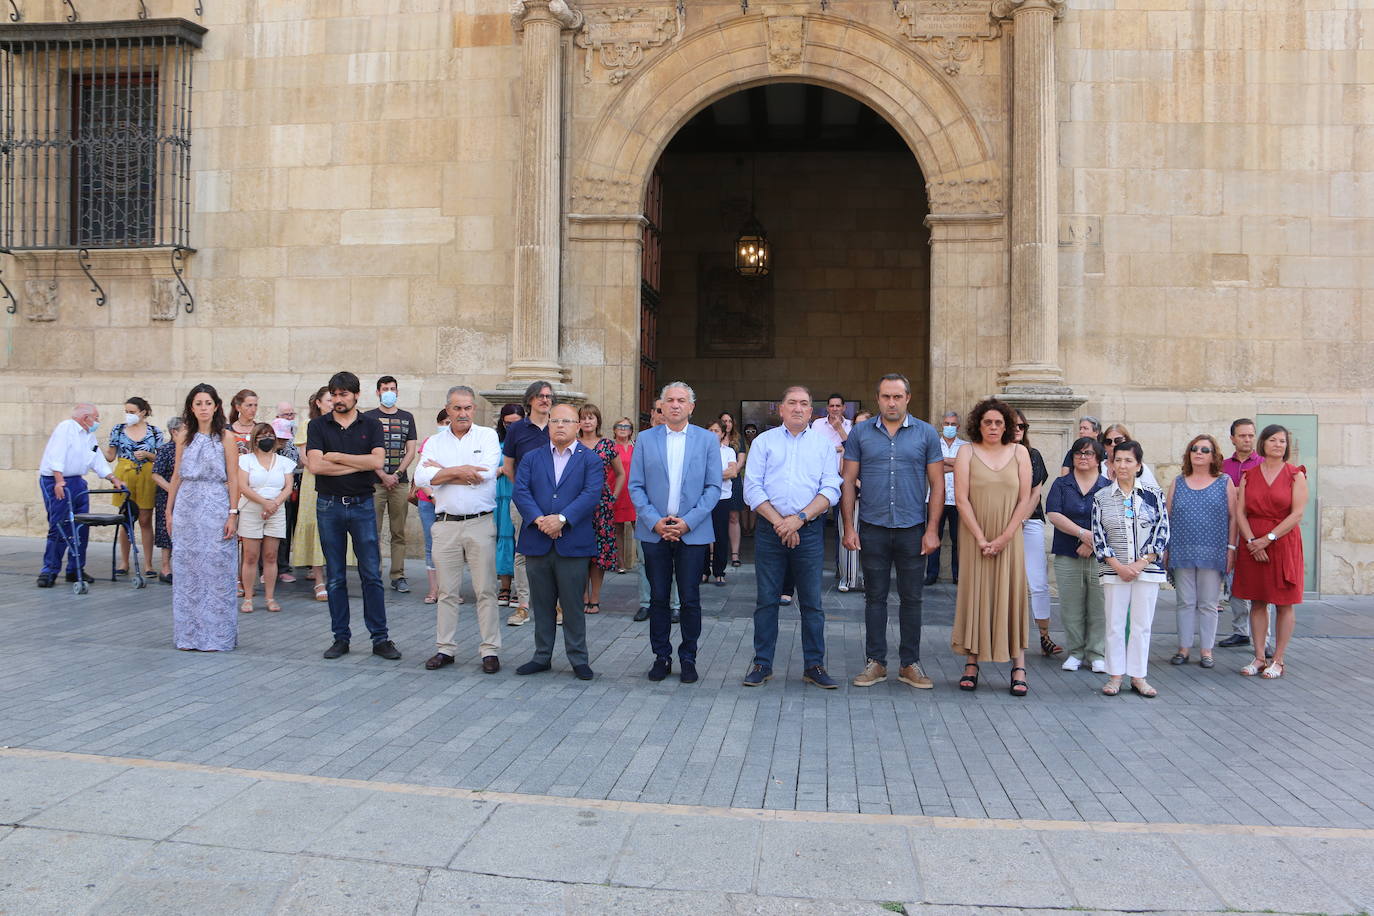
[1091,659,1107,673]
[1061,656,1081,671]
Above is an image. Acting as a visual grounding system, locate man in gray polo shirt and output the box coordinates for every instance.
[840,373,945,689]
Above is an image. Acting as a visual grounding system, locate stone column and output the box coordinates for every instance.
[485,1,585,405]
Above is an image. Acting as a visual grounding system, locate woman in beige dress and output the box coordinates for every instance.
[951,398,1036,696]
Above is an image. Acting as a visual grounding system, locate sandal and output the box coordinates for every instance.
[1102,677,1122,696]
[714,576,726,585]
[731,554,741,567]
[237,584,245,597]
[265,599,281,612]
[497,588,511,607]
[1261,661,1284,679]
[1039,633,1062,656]
[1130,678,1157,698]
[585,602,600,614]
[424,594,437,604]
[1009,666,1028,697]
[239,598,254,614]
[958,662,979,691]
[314,585,328,602]
[1240,657,1266,676]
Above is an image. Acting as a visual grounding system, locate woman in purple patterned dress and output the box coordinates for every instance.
[576,404,625,615]
[167,384,241,651]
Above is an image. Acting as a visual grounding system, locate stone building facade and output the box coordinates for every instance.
[0,0,1369,592]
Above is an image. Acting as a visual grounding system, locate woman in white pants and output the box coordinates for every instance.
[1092,440,1170,698]
[1013,410,1056,655]
[1165,434,1235,669]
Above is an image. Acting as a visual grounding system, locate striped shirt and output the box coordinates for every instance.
[1091,480,1170,583]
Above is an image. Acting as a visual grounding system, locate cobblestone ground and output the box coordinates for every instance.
[1,533,1371,914]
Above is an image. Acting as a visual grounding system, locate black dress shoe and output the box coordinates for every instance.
[323,639,350,659]
[1217,633,1250,648]
[670,611,680,624]
[633,607,650,622]
[679,661,698,684]
[516,660,551,675]
[373,640,402,660]
[424,652,454,670]
[65,570,94,583]
[572,664,594,681]
[36,573,55,588]
[482,655,501,674]
[158,573,173,584]
[923,575,937,587]
[648,657,672,681]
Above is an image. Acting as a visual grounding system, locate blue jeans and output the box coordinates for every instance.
[640,538,706,663]
[860,521,927,667]
[417,498,435,569]
[924,504,959,582]
[637,560,677,609]
[752,519,825,670]
[317,495,388,643]
[40,475,89,576]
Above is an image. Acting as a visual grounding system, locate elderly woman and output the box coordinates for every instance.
[1058,415,1102,476]
[951,398,1035,696]
[1092,440,1170,698]
[1045,436,1110,672]
[1233,424,1307,679]
[151,416,184,584]
[1165,434,1236,668]
[103,396,163,579]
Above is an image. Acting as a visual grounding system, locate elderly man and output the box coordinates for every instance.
[415,385,505,674]
[742,386,843,688]
[629,381,721,683]
[512,403,603,680]
[37,403,125,587]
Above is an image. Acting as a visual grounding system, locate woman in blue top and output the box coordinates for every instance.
[1045,436,1110,673]
[1165,434,1236,669]
[494,403,525,609]
[102,397,163,579]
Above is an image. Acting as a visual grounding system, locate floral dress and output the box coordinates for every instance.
[152,440,176,550]
[589,437,618,571]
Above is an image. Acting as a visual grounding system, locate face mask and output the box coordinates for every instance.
[380,391,398,408]
[942,425,957,439]
[436,424,448,435]
[124,412,140,426]
[256,439,275,452]
[88,421,100,435]
[271,418,295,440]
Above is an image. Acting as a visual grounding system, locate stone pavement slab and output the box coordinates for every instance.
[908,826,1074,908]
[454,801,636,884]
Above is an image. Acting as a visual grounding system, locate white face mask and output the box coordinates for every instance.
[124,412,140,426]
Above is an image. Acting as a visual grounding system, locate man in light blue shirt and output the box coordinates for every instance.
[742,386,843,688]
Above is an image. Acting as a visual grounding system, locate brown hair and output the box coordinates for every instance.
[1182,434,1223,477]
[1103,423,1131,445]
[966,398,1017,445]
[307,386,330,420]
[578,403,603,436]
[1014,408,1033,451]
[229,389,258,425]
[249,422,280,453]
[1258,424,1291,462]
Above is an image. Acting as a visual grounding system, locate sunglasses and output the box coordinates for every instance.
[614,424,632,429]
[1123,495,1135,519]
[1190,445,1213,454]
[1015,423,1029,431]
[1074,450,1097,458]
[1107,436,1127,446]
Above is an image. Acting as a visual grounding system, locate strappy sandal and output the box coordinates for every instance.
[1130,678,1157,698]
[731,554,741,567]
[314,585,328,602]
[1102,677,1122,696]
[1009,666,1028,697]
[1261,661,1284,679]
[497,588,511,607]
[1039,633,1062,656]
[958,662,979,691]
[423,594,437,604]
[585,602,600,614]
[239,598,254,614]
[265,599,281,612]
[237,584,245,597]
[1240,657,1266,676]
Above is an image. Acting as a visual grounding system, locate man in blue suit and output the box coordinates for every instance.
[629,381,722,683]
[512,403,604,680]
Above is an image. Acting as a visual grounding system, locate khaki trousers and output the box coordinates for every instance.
[509,500,529,607]
[433,512,500,659]
[374,481,410,580]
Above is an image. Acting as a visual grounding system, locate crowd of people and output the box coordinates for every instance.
[35,375,1307,693]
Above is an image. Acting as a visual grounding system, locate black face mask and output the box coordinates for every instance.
[256,439,275,452]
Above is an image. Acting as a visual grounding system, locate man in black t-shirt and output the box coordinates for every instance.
[363,375,417,592]
[307,371,400,661]
[499,379,553,626]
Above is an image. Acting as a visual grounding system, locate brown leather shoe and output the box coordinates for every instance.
[898,663,934,689]
[851,659,887,687]
[481,655,500,674]
[424,653,454,670]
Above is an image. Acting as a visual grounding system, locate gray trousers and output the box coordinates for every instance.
[527,552,590,667]
[1173,567,1221,650]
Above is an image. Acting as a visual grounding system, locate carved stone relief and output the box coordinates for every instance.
[23,278,57,322]
[569,175,637,214]
[151,278,180,321]
[576,6,681,84]
[926,176,1002,214]
[766,16,805,71]
[895,0,1000,75]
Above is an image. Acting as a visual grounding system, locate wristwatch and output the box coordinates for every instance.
[1266,532,1277,542]
[227,508,240,516]
[557,514,567,526]
[796,511,809,523]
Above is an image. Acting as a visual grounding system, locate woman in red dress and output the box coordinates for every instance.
[1232,424,1307,679]
[611,417,637,573]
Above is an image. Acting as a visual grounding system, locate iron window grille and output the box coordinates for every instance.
[0,18,204,252]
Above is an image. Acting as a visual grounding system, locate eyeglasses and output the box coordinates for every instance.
[1074,451,1097,458]
[1123,495,1135,519]
[548,418,577,426]
[614,424,632,430]
[1190,445,1213,454]
[1107,436,1127,446]
[1015,423,1029,431]
[533,393,553,401]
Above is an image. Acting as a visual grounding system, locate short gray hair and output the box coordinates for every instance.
[446,385,476,403]
[941,409,960,422]
[780,385,812,403]
[1078,415,1101,433]
[72,402,97,420]
[166,416,184,432]
[660,381,695,403]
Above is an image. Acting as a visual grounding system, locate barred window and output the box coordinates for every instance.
[0,19,204,251]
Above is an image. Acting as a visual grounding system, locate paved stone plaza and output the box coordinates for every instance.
[1,535,1371,913]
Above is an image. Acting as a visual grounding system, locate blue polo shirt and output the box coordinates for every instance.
[1044,472,1110,557]
[501,417,550,468]
[842,414,943,529]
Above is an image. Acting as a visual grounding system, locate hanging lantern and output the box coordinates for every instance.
[734,215,770,277]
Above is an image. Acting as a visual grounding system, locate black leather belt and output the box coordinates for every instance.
[435,510,493,522]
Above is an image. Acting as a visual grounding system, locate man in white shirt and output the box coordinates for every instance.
[809,393,852,468]
[415,386,504,673]
[37,403,125,587]
[924,410,966,587]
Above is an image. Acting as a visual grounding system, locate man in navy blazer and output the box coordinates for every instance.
[628,381,722,683]
[512,404,604,680]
